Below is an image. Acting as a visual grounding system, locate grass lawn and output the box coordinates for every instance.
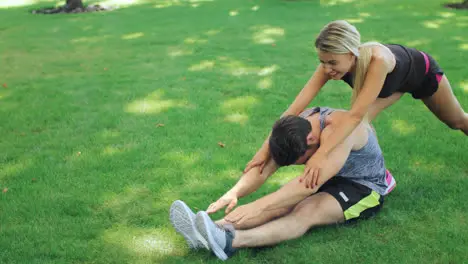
[1,0,467,263]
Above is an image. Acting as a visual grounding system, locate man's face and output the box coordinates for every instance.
[294,145,319,165]
[317,50,355,80]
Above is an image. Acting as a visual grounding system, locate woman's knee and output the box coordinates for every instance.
[445,113,468,130]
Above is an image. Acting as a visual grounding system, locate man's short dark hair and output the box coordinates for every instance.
[269,115,311,166]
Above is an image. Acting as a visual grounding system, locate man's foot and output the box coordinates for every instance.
[384,169,396,195]
[169,200,209,250]
[195,211,237,261]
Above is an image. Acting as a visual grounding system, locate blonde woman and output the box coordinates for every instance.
[245,20,468,187]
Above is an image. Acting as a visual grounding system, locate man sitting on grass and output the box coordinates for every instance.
[169,106,396,261]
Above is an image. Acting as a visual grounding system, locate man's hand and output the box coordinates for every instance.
[300,153,327,189]
[207,192,238,214]
[224,203,262,225]
[244,148,270,173]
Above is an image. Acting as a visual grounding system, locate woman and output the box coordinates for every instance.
[245,20,468,187]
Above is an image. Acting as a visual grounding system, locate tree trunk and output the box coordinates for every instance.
[444,0,468,9]
[65,0,84,11]
[32,0,108,14]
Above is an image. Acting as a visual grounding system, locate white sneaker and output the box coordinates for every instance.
[169,200,209,249]
[195,211,237,261]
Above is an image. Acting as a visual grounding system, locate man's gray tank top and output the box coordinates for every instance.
[299,107,388,195]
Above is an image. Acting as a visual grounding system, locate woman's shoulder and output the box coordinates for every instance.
[365,43,396,73]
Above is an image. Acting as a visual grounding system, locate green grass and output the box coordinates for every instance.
[0,0,467,263]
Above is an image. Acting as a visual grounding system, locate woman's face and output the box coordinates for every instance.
[317,50,356,80]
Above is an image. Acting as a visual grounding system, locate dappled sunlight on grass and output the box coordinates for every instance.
[167,46,193,57]
[100,129,121,139]
[408,157,446,174]
[1,0,467,262]
[0,0,55,8]
[181,173,222,192]
[258,77,273,90]
[184,36,208,45]
[459,43,468,51]
[102,144,135,156]
[100,184,163,226]
[102,225,180,257]
[162,151,201,167]
[71,35,111,44]
[422,21,440,29]
[460,81,468,93]
[125,90,185,115]
[0,90,11,100]
[219,58,277,77]
[0,0,147,9]
[252,25,285,45]
[155,186,183,206]
[258,65,279,77]
[182,169,240,192]
[189,60,215,71]
[222,59,255,76]
[391,119,416,136]
[438,12,456,18]
[344,18,364,24]
[422,19,448,30]
[405,39,430,47]
[320,0,356,6]
[0,159,33,181]
[122,32,144,40]
[99,0,145,8]
[204,29,221,36]
[224,113,249,125]
[229,10,239,16]
[222,96,258,112]
[154,0,214,9]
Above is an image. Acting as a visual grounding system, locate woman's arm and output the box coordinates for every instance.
[302,53,389,186]
[283,64,330,116]
[244,65,330,172]
[316,55,388,157]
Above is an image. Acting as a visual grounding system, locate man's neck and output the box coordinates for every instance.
[306,113,322,140]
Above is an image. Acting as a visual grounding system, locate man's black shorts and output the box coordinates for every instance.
[318,176,384,223]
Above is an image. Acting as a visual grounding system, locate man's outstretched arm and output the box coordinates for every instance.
[224,127,357,223]
[207,158,279,214]
[255,137,353,211]
[230,159,279,198]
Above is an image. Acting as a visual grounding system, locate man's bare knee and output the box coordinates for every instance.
[291,193,344,228]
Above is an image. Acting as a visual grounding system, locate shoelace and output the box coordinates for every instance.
[214,223,227,234]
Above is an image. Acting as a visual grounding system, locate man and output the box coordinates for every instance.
[169,107,396,261]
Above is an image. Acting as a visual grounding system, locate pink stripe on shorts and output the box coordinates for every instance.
[420,51,443,83]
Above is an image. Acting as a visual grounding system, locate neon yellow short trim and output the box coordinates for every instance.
[344,190,380,220]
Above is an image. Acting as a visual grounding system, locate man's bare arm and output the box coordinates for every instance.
[207,158,280,214]
[228,159,279,198]
[254,127,357,211]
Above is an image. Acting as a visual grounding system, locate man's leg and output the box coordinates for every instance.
[195,177,384,260]
[232,192,344,248]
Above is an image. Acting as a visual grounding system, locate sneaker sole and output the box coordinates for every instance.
[169,200,209,249]
[196,211,228,261]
